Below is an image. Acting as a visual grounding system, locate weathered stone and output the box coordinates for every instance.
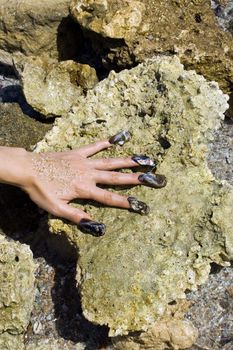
[26,339,85,350]
[0,235,37,348]
[35,56,232,339]
[0,0,81,63]
[0,333,24,350]
[0,103,52,149]
[16,57,98,117]
[113,320,197,350]
[70,0,233,93]
[112,300,198,349]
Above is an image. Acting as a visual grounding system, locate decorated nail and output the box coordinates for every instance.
[138,173,167,188]
[109,130,131,146]
[79,219,106,237]
[132,155,156,167]
[128,196,150,215]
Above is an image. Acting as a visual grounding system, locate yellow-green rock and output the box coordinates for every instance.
[36,56,232,337]
[0,235,37,349]
[16,57,98,117]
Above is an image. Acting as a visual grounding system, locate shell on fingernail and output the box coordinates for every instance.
[128,196,150,215]
[138,173,167,188]
[79,219,106,237]
[109,130,131,146]
[132,155,156,167]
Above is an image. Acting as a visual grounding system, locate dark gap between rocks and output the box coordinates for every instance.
[0,184,110,349]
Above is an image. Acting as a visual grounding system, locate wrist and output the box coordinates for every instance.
[0,147,34,188]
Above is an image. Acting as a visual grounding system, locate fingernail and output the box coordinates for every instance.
[79,219,106,237]
[109,130,131,146]
[128,196,150,215]
[132,155,156,167]
[138,173,167,188]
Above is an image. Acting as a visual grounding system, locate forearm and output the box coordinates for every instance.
[0,146,32,188]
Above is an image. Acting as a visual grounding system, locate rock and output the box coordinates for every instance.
[112,300,198,349]
[26,339,85,350]
[227,285,233,297]
[35,56,232,339]
[185,266,233,350]
[0,103,52,149]
[0,333,24,350]
[113,320,198,350]
[16,57,98,117]
[0,0,81,63]
[0,235,37,348]
[70,0,233,93]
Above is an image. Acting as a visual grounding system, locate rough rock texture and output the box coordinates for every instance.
[0,103,52,148]
[112,301,198,350]
[16,57,98,117]
[186,266,233,350]
[0,0,82,63]
[70,0,233,93]
[0,235,37,349]
[35,56,232,341]
[26,339,85,350]
[211,0,233,34]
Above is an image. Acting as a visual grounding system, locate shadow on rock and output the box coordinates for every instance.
[0,84,49,121]
[0,184,109,349]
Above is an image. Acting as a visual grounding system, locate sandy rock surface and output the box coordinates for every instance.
[16,57,98,117]
[70,0,233,93]
[0,235,37,349]
[35,56,232,344]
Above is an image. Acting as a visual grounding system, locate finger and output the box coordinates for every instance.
[95,171,141,186]
[91,155,156,170]
[91,157,139,170]
[95,171,167,188]
[77,130,131,157]
[92,187,150,215]
[55,202,106,236]
[78,139,112,157]
[54,202,91,224]
[91,187,130,208]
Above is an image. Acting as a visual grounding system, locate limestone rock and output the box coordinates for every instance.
[112,300,198,349]
[0,235,37,348]
[113,320,198,350]
[35,56,232,337]
[16,57,98,117]
[26,339,85,350]
[0,333,24,350]
[0,0,81,63]
[70,0,233,92]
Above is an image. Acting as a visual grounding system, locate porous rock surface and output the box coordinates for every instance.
[16,57,98,117]
[35,56,233,340]
[0,235,37,349]
[26,339,85,350]
[0,0,79,63]
[70,0,233,93]
[112,300,198,350]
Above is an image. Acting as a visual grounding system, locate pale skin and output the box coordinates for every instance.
[0,134,166,234]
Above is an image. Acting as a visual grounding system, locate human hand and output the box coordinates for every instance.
[0,132,167,236]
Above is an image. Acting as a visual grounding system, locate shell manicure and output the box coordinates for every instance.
[128,196,150,215]
[109,130,131,146]
[132,155,156,167]
[138,173,167,188]
[79,219,106,237]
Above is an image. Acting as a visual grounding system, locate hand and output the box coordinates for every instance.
[0,132,167,236]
